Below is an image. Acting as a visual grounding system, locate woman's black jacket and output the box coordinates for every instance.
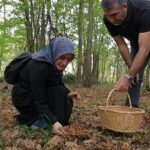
[12,59,70,125]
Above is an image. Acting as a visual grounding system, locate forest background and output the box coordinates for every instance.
[0,1,150,149]
[0,0,149,89]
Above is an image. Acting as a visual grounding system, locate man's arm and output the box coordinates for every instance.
[113,35,132,68]
[129,31,150,77]
[114,32,150,91]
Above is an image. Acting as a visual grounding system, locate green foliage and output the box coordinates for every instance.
[41,115,53,130]
[0,76,4,83]
[144,85,150,92]
[19,124,53,146]
[0,139,5,150]
[0,0,148,86]
[0,1,26,73]
[87,98,96,109]
[63,73,78,84]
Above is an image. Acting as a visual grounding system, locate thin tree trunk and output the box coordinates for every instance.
[22,0,34,52]
[144,62,150,91]
[83,0,94,87]
[115,51,120,81]
[40,3,46,48]
[77,0,84,80]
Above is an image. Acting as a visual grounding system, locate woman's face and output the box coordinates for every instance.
[55,53,73,71]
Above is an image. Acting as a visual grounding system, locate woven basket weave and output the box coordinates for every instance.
[99,89,145,133]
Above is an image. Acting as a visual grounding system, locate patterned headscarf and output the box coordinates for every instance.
[32,36,74,64]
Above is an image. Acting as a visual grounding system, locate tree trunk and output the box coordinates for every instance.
[115,50,120,81]
[77,0,84,81]
[91,42,99,84]
[22,0,34,52]
[40,3,46,48]
[144,62,150,91]
[83,0,94,87]
[22,0,49,52]
[91,23,103,84]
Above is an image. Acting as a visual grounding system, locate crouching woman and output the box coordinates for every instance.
[11,37,81,134]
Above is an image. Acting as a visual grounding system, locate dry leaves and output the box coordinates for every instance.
[43,135,63,150]
[0,84,150,150]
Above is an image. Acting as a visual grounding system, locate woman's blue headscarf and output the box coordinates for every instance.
[32,36,74,64]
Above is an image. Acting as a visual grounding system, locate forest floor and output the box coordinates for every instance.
[0,82,150,150]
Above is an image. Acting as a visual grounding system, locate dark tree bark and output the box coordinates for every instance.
[77,0,84,80]
[83,0,94,87]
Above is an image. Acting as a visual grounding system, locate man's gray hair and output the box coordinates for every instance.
[101,0,127,9]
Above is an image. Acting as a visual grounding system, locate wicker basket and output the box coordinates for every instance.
[99,89,145,133]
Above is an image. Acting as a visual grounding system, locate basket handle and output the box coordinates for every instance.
[106,88,132,108]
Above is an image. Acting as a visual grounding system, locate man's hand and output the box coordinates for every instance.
[67,92,81,100]
[114,77,131,92]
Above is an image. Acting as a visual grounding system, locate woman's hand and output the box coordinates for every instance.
[53,122,66,135]
[67,92,81,100]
